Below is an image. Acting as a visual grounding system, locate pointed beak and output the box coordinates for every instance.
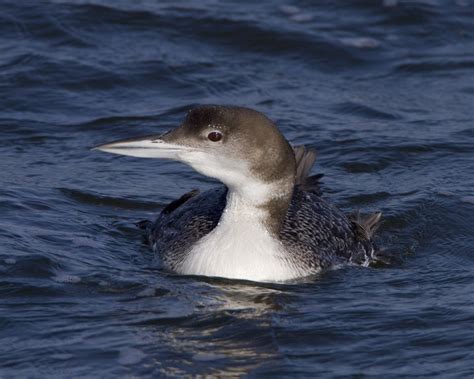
[93,133,194,159]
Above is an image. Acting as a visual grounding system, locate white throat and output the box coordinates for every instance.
[179,184,303,282]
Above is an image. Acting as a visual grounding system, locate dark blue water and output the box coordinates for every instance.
[1,0,473,377]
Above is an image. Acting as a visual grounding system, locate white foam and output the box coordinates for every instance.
[137,287,156,297]
[461,196,474,204]
[53,274,81,284]
[290,13,314,23]
[279,5,301,15]
[118,347,146,365]
[340,37,380,49]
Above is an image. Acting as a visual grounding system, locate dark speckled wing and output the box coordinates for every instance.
[280,189,375,271]
[147,186,376,273]
[148,187,227,271]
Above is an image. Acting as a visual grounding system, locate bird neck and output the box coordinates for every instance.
[222,178,294,236]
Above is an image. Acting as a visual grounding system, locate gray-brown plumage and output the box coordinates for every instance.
[97,105,384,281]
[140,145,382,275]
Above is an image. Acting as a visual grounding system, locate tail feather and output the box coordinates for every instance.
[293,145,317,185]
[349,210,382,241]
[293,145,323,194]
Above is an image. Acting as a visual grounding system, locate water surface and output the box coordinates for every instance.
[1,0,473,377]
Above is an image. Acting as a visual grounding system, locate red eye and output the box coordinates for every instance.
[207,131,223,142]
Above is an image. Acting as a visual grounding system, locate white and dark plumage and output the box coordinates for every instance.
[95,105,382,282]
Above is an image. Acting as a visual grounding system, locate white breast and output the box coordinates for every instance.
[178,191,305,282]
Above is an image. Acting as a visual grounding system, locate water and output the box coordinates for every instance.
[1,0,473,377]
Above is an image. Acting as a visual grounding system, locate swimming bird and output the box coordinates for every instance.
[95,105,382,282]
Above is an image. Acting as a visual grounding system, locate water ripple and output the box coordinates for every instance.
[0,0,473,377]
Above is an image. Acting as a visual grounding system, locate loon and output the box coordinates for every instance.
[95,105,382,282]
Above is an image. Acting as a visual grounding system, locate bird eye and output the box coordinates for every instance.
[207,131,223,142]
